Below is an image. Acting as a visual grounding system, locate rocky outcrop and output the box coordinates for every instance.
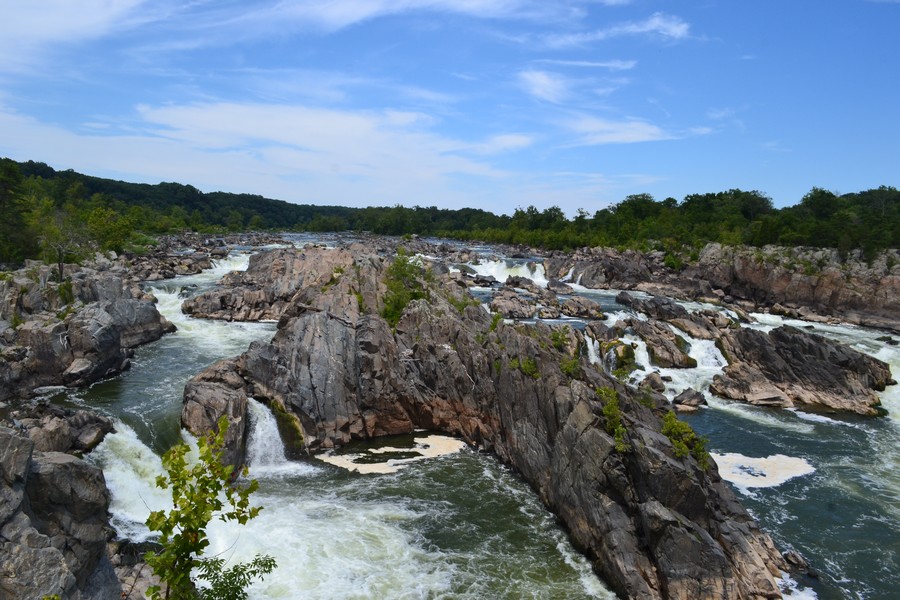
[545,247,655,289]
[0,264,176,401]
[0,426,120,600]
[8,403,114,454]
[560,295,605,319]
[182,245,793,599]
[549,244,900,332]
[617,291,689,321]
[711,325,894,415]
[687,245,900,329]
[627,318,698,369]
[181,246,357,321]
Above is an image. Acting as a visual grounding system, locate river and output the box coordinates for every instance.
[73,250,898,599]
[81,253,613,599]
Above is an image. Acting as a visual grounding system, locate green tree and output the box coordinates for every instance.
[27,197,91,281]
[145,416,275,600]
[0,158,36,264]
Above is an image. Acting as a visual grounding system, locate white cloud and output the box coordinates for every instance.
[562,114,671,145]
[469,134,534,154]
[535,59,637,71]
[519,70,570,103]
[0,0,150,71]
[237,0,582,34]
[0,101,536,209]
[544,12,690,48]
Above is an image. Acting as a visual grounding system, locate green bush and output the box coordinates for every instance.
[58,279,74,305]
[597,387,630,453]
[381,249,428,327]
[661,411,710,469]
[560,356,581,378]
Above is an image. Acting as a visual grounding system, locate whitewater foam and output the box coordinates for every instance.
[712,452,816,491]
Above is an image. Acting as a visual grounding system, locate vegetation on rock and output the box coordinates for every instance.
[661,410,710,470]
[381,248,430,327]
[597,387,630,453]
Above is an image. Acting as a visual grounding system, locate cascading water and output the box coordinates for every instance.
[78,251,614,599]
[467,258,550,288]
[480,257,899,598]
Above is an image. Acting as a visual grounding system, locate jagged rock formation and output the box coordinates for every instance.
[181,246,358,321]
[180,245,793,599]
[0,264,175,401]
[0,426,121,599]
[8,403,114,454]
[711,325,894,415]
[546,243,900,333]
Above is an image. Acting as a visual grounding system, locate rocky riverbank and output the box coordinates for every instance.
[543,243,900,333]
[180,241,888,599]
[2,233,896,599]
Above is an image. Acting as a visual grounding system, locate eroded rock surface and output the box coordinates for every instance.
[0,426,120,600]
[711,325,894,415]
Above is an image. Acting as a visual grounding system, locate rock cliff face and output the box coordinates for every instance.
[688,244,900,329]
[545,243,900,332]
[181,245,792,599]
[0,426,121,600]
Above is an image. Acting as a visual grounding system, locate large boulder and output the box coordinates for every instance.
[0,267,174,401]
[181,246,357,321]
[0,427,120,600]
[711,325,894,415]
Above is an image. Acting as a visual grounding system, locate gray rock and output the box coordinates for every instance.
[711,325,894,415]
[0,427,120,600]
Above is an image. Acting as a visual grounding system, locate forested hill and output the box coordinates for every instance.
[1,157,898,268]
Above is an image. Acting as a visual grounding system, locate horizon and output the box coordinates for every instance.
[1,1,898,216]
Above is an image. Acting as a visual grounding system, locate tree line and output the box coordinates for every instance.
[1,157,898,270]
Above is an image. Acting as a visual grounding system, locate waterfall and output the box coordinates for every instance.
[247,398,288,467]
[245,399,317,479]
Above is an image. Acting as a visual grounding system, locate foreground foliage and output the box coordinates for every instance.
[145,416,275,599]
[661,411,710,470]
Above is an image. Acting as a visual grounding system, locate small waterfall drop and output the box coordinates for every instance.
[247,399,288,467]
[246,399,318,479]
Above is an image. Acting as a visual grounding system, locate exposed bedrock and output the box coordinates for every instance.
[0,426,121,600]
[181,245,360,321]
[547,244,900,332]
[711,325,895,415]
[182,246,791,599]
[0,267,176,402]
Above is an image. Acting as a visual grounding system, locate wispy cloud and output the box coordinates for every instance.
[0,100,541,208]
[544,12,690,48]
[468,134,534,154]
[562,114,672,145]
[535,59,637,71]
[0,0,152,72]
[229,0,590,34]
[519,70,570,103]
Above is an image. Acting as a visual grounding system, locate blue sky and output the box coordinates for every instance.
[1,1,898,216]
